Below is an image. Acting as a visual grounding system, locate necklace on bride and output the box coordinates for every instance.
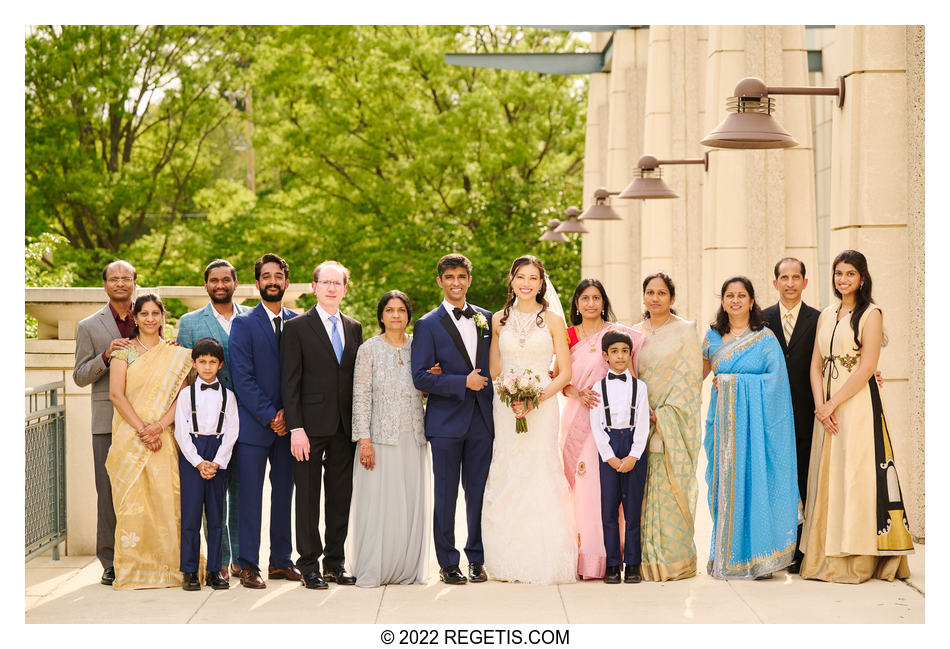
[577,320,606,353]
[508,305,540,348]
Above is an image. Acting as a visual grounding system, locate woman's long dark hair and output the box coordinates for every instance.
[832,249,878,351]
[131,293,165,339]
[569,278,616,326]
[710,276,765,335]
[641,272,678,320]
[500,255,549,327]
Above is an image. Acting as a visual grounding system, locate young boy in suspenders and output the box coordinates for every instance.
[588,331,650,584]
[174,337,240,591]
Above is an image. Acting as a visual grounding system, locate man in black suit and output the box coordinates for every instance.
[763,257,820,574]
[281,260,363,589]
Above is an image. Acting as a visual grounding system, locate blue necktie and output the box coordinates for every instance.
[329,315,343,363]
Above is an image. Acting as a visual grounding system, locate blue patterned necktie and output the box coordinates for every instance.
[329,315,343,363]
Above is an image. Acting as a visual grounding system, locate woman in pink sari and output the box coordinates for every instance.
[558,279,645,579]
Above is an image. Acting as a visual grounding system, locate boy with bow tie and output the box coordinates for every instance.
[174,337,240,591]
[588,331,650,584]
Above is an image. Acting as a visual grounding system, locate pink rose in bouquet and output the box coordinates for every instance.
[493,368,544,434]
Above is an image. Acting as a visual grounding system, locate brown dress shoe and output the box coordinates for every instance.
[268,565,303,582]
[219,566,230,582]
[230,563,242,577]
[240,568,266,589]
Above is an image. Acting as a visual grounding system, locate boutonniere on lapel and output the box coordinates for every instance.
[473,312,489,335]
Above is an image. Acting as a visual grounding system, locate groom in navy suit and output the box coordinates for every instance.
[229,253,302,588]
[411,254,494,585]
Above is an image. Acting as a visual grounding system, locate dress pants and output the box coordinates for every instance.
[599,427,648,567]
[428,406,493,568]
[294,421,355,574]
[235,435,295,570]
[179,434,227,574]
[92,433,116,570]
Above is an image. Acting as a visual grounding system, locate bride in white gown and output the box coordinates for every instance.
[482,255,577,584]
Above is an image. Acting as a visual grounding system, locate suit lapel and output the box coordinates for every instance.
[767,305,788,354]
[305,306,338,364]
[786,303,815,352]
[439,307,474,371]
[255,303,280,354]
[341,316,360,366]
[95,305,122,340]
[201,303,228,340]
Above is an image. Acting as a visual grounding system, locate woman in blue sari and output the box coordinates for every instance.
[701,276,800,579]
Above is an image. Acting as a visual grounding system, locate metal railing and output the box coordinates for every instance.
[25,381,67,560]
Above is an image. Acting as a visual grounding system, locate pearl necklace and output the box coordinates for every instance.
[136,336,155,351]
[648,314,672,335]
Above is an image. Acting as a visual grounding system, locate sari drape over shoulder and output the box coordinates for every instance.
[106,340,193,589]
[635,319,702,581]
[559,323,644,579]
[702,328,800,579]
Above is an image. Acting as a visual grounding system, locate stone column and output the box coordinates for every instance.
[598,28,650,325]
[828,25,924,540]
[702,25,818,324]
[580,68,610,280]
[640,25,708,325]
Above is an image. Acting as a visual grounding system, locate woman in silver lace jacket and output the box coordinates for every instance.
[346,290,430,587]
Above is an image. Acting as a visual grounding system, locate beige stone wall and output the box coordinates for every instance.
[828,25,924,539]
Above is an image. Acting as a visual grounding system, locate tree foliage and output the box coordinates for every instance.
[26,25,588,328]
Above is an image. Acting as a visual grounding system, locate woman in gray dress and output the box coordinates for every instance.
[347,290,431,587]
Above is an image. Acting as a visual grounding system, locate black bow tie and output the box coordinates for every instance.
[453,306,475,320]
[200,382,220,391]
[607,372,626,382]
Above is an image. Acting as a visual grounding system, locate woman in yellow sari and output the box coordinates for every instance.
[107,293,193,589]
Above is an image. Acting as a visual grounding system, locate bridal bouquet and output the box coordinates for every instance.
[494,369,544,434]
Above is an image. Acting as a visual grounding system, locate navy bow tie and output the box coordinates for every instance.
[607,372,626,382]
[453,306,475,320]
[200,382,220,391]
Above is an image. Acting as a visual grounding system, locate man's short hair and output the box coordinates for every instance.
[773,257,806,279]
[601,330,633,353]
[254,253,289,281]
[191,337,225,362]
[437,254,472,277]
[204,259,236,282]
[313,260,351,285]
[102,260,138,282]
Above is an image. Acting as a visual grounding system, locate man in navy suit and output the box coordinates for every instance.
[410,254,494,585]
[229,253,302,588]
[176,259,250,581]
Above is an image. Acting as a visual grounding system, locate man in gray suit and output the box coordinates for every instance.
[72,260,137,586]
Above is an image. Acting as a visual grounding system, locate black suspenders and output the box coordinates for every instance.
[190,382,227,436]
[600,376,637,430]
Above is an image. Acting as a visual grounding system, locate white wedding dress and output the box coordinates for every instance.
[482,308,577,584]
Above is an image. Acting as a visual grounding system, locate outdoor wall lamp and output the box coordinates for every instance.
[579,188,623,220]
[701,76,845,149]
[539,218,570,242]
[618,153,710,199]
[554,206,589,234]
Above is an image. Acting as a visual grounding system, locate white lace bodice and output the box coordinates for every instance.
[498,308,554,379]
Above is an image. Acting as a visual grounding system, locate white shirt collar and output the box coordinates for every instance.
[780,300,803,320]
[441,299,470,315]
[209,302,239,322]
[315,302,342,323]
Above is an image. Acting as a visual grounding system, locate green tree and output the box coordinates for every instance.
[26,25,255,279]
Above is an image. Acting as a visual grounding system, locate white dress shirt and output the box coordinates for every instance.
[588,368,650,462]
[174,377,240,469]
[316,302,346,349]
[210,302,240,335]
[442,299,477,367]
[263,304,285,334]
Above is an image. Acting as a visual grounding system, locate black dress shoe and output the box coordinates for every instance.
[303,571,329,590]
[624,564,641,584]
[604,566,621,584]
[787,560,801,574]
[439,565,467,585]
[100,566,115,586]
[182,572,201,591]
[206,571,230,590]
[468,562,488,583]
[323,565,356,585]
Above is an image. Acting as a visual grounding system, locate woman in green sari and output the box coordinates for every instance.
[107,293,193,589]
[633,273,702,581]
